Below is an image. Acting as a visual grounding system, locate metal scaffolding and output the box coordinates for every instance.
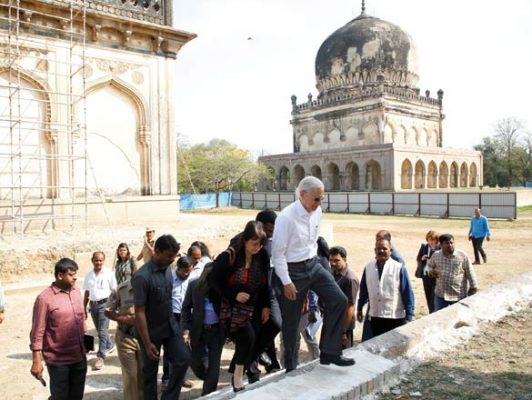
[0,0,89,235]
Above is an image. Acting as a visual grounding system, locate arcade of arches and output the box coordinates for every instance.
[265,158,479,192]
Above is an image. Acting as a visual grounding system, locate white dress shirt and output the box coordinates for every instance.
[83,267,117,301]
[272,199,321,285]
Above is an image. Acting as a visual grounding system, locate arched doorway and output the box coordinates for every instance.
[293,165,305,188]
[401,159,413,189]
[439,161,449,188]
[311,165,322,181]
[470,163,478,187]
[345,162,360,190]
[326,162,340,190]
[0,70,53,199]
[427,161,437,188]
[460,162,468,187]
[365,160,382,190]
[450,162,458,188]
[279,166,290,190]
[83,79,149,195]
[415,160,426,189]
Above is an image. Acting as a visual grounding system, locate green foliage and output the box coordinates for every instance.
[475,118,531,187]
[177,139,272,205]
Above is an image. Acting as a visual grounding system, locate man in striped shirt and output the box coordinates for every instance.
[427,233,478,311]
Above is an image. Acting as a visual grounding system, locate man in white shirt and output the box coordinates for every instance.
[83,251,117,370]
[272,176,353,371]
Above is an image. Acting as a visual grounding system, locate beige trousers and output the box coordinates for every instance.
[116,329,143,400]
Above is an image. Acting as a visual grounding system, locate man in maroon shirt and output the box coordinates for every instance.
[30,258,87,400]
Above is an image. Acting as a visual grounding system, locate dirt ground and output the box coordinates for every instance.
[0,208,531,399]
[378,306,532,400]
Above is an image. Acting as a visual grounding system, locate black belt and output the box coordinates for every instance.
[90,298,108,306]
[203,323,220,330]
[288,257,316,266]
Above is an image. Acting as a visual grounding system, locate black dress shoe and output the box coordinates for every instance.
[231,375,245,393]
[319,353,355,366]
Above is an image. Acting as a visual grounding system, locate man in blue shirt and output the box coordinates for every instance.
[468,208,491,265]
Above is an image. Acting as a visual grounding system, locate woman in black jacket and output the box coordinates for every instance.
[416,230,440,313]
[207,220,271,392]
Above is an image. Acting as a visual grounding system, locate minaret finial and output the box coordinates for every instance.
[361,0,366,15]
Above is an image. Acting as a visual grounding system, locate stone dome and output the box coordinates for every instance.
[315,13,419,95]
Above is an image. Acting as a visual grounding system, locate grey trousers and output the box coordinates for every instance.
[279,257,347,370]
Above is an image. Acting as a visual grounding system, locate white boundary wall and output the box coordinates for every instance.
[232,191,516,219]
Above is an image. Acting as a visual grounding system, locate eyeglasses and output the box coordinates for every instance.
[313,196,324,202]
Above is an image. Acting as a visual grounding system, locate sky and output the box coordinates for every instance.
[172,0,532,157]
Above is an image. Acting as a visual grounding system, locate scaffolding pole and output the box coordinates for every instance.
[1,0,88,235]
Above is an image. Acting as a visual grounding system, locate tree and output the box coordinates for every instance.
[475,117,531,187]
[177,139,272,207]
[494,117,526,186]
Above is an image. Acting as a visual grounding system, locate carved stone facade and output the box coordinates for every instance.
[0,0,195,202]
[259,10,482,191]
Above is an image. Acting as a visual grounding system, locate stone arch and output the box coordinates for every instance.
[415,160,426,189]
[415,128,426,146]
[265,167,275,191]
[328,129,341,147]
[439,161,449,188]
[0,68,56,198]
[383,123,394,144]
[450,162,459,188]
[422,128,430,146]
[408,127,417,145]
[399,125,407,144]
[363,121,379,145]
[345,126,358,146]
[401,159,413,189]
[429,130,439,147]
[326,162,340,190]
[311,164,322,181]
[365,160,382,190]
[460,162,468,187]
[427,161,438,188]
[345,162,360,190]
[469,163,478,187]
[279,166,290,190]
[84,76,151,194]
[85,76,150,128]
[293,164,305,188]
[298,134,309,152]
[313,132,325,150]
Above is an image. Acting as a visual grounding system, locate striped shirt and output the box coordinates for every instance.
[427,249,478,301]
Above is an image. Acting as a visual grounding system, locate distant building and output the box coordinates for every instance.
[259,8,482,191]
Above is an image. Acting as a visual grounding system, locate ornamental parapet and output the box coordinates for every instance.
[50,0,168,26]
[292,84,442,113]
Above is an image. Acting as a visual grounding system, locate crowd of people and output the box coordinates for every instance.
[23,177,490,400]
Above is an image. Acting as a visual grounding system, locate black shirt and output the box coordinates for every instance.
[133,260,180,341]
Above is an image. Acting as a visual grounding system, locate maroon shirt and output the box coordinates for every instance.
[30,283,86,364]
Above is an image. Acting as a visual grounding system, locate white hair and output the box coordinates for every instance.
[295,176,324,198]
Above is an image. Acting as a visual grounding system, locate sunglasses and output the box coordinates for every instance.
[313,196,325,202]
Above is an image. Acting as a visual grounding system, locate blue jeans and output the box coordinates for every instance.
[90,302,113,358]
[434,295,457,312]
[47,359,87,400]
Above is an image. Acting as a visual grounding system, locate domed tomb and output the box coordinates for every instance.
[315,13,419,96]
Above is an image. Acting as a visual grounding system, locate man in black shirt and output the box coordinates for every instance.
[329,246,359,348]
[133,235,190,400]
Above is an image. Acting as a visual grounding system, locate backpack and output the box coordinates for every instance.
[196,247,236,297]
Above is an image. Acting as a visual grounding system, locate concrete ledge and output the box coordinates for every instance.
[207,272,532,400]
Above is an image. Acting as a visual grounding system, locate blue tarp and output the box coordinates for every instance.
[180,192,232,210]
